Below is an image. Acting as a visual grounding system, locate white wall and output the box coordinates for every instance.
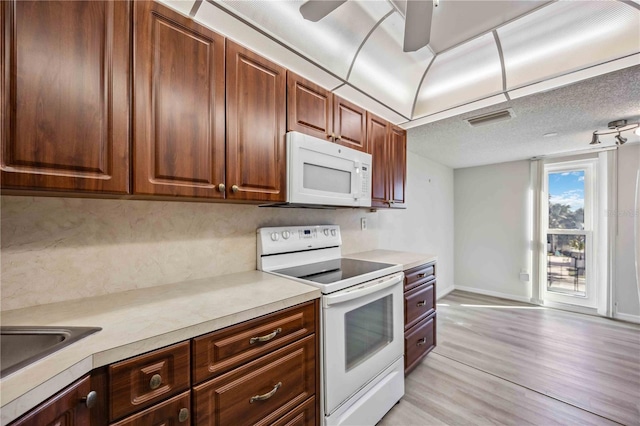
[454,160,531,301]
[614,143,640,321]
[378,152,455,298]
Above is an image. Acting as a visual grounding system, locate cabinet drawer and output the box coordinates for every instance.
[405,281,435,330]
[404,263,435,291]
[193,334,316,426]
[193,301,317,384]
[405,313,436,375]
[110,391,191,426]
[109,341,190,421]
[271,396,316,426]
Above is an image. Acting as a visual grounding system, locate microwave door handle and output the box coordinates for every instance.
[323,273,404,307]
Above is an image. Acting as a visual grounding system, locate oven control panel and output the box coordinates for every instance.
[257,225,341,256]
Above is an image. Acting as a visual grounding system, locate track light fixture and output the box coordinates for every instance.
[591,119,639,145]
[615,133,627,145]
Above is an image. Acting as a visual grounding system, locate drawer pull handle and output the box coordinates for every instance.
[250,328,282,344]
[416,300,427,307]
[417,338,427,346]
[80,390,97,409]
[417,273,427,278]
[250,382,282,403]
[178,407,189,423]
[149,374,162,390]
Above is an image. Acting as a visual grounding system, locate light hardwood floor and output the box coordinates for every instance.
[380,291,640,426]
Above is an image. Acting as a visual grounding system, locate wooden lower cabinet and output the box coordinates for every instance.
[404,262,437,375]
[110,391,190,426]
[10,301,320,426]
[108,341,190,421]
[10,376,95,426]
[404,313,436,375]
[271,396,316,426]
[193,335,316,426]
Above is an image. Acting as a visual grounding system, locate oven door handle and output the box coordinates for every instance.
[323,273,404,307]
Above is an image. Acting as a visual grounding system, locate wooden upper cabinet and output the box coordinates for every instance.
[226,40,286,202]
[368,113,390,208]
[133,1,225,198]
[287,72,332,141]
[389,125,406,207]
[367,113,406,209]
[333,96,367,152]
[1,0,130,193]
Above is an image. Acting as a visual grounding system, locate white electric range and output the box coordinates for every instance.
[257,225,405,426]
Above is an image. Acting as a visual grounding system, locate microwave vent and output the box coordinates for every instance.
[464,108,515,127]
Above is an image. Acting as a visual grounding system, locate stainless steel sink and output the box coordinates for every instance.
[0,326,101,378]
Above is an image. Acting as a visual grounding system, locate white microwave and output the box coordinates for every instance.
[278,131,372,208]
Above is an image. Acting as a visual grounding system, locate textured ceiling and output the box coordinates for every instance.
[408,65,640,169]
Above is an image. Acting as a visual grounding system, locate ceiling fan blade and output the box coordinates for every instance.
[403,0,433,52]
[299,0,347,22]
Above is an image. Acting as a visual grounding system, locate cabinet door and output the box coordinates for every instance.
[367,112,389,208]
[287,72,332,141]
[1,0,130,193]
[133,1,225,198]
[389,125,406,207]
[11,376,93,426]
[226,40,286,202]
[333,96,367,152]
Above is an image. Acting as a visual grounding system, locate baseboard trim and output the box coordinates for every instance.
[542,300,598,316]
[453,286,531,303]
[436,286,455,300]
[614,312,640,324]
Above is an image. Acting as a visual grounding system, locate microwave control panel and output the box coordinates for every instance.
[360,165,370,198]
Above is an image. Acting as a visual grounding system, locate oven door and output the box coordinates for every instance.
[322,272,404,415]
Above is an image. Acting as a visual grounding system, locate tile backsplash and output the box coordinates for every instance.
[1,196,380,311]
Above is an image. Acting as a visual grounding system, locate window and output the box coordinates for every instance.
[543,159,596,305]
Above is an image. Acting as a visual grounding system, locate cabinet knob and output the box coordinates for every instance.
[149,374,162,390]
[416,300,427,307]
[231,185,239,193]
[217,183,225,192]
[417,337,427,346]
[417,273,427,278]
[81,390,97,409]
[178,407,189,423]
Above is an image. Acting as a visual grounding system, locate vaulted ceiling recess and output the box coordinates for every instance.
[180,0,639,127]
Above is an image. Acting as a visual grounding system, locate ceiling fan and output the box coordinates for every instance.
[299,0,439,52]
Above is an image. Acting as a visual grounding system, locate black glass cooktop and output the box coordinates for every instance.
[273,258,395,285]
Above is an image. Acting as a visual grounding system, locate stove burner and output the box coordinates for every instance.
[273,258,395,285]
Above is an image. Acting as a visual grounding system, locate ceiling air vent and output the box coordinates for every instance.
[464,108,515,127]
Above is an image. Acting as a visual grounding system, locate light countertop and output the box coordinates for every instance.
[0,271,320,425]
[345,250,437,271]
